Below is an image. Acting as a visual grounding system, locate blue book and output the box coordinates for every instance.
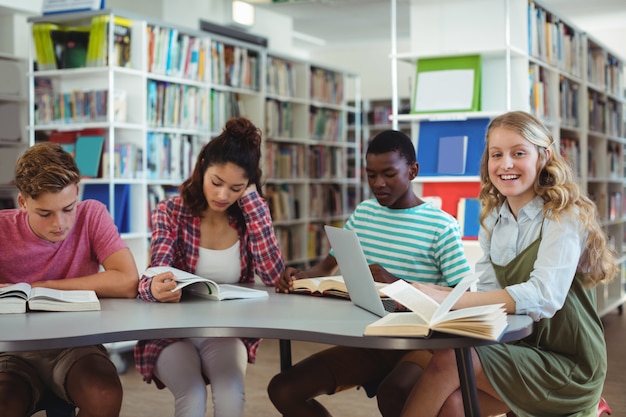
[437,135,468,175]
[457,198,480,239]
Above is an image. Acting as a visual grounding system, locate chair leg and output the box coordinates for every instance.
[598,397,612,416]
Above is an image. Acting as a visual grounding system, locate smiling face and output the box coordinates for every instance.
[366,150,418,209]
[202,162,249,213]
[19,184,79,243]
[487,126,543,213]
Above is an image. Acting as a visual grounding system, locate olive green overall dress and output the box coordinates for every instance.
[475,227,606,417]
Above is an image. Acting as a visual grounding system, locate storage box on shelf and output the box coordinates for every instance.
[264,53,361,268]
[389,0,625,314]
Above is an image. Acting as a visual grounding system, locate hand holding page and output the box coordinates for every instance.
[144,266,269,301]
[364,273,508,340]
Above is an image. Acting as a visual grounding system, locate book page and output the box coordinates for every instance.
[29,287,98,303]
[144,266,219,293]
[218,284,269,300]
[0,282,31,300]
[380,280,439,322]
[430,273,480,325]
[292,276,345,293]
[364,312,430,337]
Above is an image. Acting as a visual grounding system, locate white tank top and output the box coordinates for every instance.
[195,240,241,284]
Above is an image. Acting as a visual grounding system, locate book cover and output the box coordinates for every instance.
[457,198,481,239]
[437,135,468,175]
[416,118,490,177]
[75,135,105,177]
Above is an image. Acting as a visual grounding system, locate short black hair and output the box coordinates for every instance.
[366,130,416,165]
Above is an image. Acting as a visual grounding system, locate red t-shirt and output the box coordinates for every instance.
[0,199,127,283]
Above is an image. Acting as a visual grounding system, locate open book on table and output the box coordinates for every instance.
[144,266,269,301]
[293,276,388,299]
[0,282,101,314]
[364,273,508,341]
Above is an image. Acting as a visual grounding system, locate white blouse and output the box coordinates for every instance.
[475,196,585,321]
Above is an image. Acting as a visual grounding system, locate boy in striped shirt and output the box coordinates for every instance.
[270,129,471,417]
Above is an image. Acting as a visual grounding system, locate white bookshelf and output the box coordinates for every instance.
[25,9,361,271]
[390,0,625,316]
[0,53,28,209]
[264,52,361,267]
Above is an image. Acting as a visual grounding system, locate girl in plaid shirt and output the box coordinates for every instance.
[134,117,284,417]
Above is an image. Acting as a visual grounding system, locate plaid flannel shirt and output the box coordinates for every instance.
[134,190,284,387]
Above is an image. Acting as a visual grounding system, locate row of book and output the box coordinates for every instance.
[35,87,119,125]
[147,80,209,130]
[265,99,294,139]
[274,226,303,263]
[310,107,343,142]
[310,67,344,105]
[266,57,297,98]
[588,91,622,136]
[559,76,580,128]
[147,25,209,81]
[589,191,626,223]
[309,184,343,220]
[529,63,549,120]
[266,184,300,222]
[146,133,196,181]
[588,48,624,95]
[211,41,260,91]
[309,145,345,179]
[264,142,306,180]
[528,1,584,77]
[211,90,246,131]
[560,137,581,178]
[147,185,179,231]
[87,15,132,68]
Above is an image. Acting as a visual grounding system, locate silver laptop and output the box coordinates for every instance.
[324,225,391,317]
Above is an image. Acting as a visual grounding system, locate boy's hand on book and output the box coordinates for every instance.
[369,264,397,284]
[275,267,302,293]
[150,271,182,303]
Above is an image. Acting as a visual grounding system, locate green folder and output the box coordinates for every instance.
[412,55,481,114]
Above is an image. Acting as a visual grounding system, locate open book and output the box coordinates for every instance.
[0,283,101,314]
[293,276,388,299]
[144,266,269,301]
[364,274,508,341]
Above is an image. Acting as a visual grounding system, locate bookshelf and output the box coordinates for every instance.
[0,53,28,210]
[389,0,625,316]
[25,9,360,271]
[348,97,410,201]
[264,53,361,267]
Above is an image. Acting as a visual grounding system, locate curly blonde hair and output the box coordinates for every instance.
[478,111,616,287]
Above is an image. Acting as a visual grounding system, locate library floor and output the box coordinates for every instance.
[34,309,626,417]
